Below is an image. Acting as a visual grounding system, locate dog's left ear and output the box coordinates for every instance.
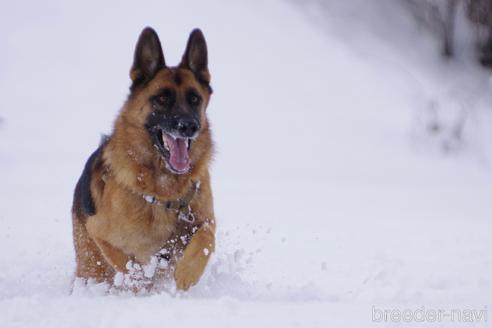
[180,29,210,86]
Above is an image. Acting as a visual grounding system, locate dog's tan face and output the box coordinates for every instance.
[127,28,212,174]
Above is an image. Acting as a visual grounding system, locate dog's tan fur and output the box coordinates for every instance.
[72,28,215,291]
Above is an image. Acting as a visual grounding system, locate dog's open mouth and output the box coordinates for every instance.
[154,129,192,174]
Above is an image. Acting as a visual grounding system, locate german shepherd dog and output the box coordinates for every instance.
[72,27,215,291]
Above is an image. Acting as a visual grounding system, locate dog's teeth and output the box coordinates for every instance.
[162,136,169,151]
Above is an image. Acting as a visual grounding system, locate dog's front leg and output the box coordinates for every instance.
[93,237,133,274]
[174,224,215,291]
[93,237,151,290]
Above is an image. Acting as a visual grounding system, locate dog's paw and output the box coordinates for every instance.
[175,262,200,291]
[174,230,214,291]
[174,247,210,291]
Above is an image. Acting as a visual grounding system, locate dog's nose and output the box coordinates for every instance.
[175,118,200,138]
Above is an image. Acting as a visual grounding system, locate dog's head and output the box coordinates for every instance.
[126,27,212,175]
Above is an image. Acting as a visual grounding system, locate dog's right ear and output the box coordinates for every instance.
[130,27,166,89]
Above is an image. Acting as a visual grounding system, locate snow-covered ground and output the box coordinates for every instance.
[0,0,491,327]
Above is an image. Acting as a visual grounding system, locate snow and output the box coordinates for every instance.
[0,0,491,327]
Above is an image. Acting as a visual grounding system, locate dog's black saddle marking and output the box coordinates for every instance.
[73,137,108,218]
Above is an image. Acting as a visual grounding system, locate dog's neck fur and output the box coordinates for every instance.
[102,104,213,201]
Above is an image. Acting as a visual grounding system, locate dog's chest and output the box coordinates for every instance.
[125,207,176,262]
[125,206,177,261]
[93,185,179,263]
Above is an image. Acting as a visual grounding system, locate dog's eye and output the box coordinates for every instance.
[189,94,201,106]
[153,89,174,107]
[156,95,169,106]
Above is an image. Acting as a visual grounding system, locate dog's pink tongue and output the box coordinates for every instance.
[164,135,190,173]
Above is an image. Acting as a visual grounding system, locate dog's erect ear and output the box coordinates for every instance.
[180,29,210,84]
[130,27,165,89]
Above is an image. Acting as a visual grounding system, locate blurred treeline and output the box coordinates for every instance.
[404,0,492,66]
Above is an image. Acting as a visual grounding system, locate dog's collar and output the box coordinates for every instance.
[142,180,200,224]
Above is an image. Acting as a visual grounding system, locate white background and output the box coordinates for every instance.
[0,0,491,327]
